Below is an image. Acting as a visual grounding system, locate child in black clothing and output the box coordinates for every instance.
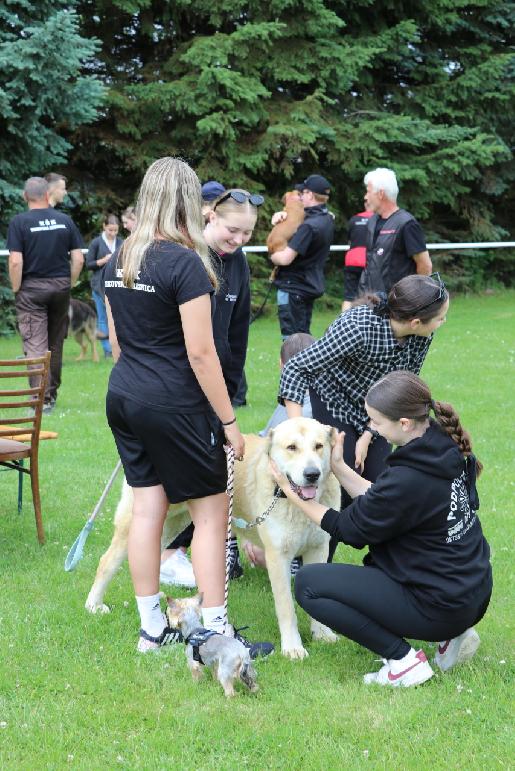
[271,370,492,687]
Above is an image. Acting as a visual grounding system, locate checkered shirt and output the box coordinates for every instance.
[278,305,432,432]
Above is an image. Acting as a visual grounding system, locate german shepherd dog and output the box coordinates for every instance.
[68,299,100,362]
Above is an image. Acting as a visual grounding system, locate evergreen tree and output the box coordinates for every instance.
[71,0,513,251]
[0,0,104,235]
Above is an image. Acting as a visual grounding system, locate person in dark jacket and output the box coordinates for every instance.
[270,174,335,338]
[86,214,123,357]
[271,370,492,688]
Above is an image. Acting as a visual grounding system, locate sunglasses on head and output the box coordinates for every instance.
[213,190,265,209]
[412,272,448,313]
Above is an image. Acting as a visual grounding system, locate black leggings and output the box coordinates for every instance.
[310,390,391,561]
[295,563,491,660]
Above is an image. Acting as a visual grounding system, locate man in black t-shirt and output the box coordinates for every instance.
[270,174,334,338]
[7,177,84,411]
[357,167,432,294]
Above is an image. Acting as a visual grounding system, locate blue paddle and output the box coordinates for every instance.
[64,460,122,571]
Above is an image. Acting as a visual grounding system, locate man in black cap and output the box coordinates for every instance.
[270,174,334,338]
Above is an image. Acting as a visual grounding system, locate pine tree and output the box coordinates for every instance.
[0,0,104,234]
[71,0,513,251]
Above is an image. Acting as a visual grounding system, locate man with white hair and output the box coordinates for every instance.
[7,177,84,412]
[357,168,432,294]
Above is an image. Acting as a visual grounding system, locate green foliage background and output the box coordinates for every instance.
[1,0,514,332]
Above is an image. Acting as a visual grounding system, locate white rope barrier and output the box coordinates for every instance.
[242,242,515,254]
[1,242,515,258]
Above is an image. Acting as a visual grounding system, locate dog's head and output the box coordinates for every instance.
[266,417,336,501]
[282,191,305,214]
[282,190,300,205]
[166,593,202,627]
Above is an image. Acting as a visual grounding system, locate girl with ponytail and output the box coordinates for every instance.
[271,370,492,688]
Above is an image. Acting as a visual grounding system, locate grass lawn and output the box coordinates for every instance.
[0,291,513,770]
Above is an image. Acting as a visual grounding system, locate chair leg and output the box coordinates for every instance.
[29,455,45,545]
[18,459,24,513]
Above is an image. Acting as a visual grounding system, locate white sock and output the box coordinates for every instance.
[202,605,225,634]
[136,593,166,637]
[389,647,417,670]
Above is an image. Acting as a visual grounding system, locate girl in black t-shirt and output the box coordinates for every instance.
[104,157,245,652]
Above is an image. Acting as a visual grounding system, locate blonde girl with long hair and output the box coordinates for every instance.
[103,157,245,651]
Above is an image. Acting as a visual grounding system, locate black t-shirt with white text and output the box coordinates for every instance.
[104,242,215,412]
[7,207,84,279]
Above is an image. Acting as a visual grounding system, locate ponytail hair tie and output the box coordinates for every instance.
[373,292,389,317]
[430,399,436,411]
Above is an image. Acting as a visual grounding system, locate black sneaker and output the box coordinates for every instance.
[227,539,244,580]
[232,625,274,660]
[290,556,303,576]
[137,625,183,653]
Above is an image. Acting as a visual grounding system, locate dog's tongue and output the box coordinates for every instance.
[300,486,317,500]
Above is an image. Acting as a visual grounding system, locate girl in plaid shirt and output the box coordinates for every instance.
[279,274,449,558]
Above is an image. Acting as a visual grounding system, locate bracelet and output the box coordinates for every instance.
[222,417,237,427]
[363,426,379,440]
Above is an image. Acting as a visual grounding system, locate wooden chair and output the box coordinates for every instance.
[0,352,51,544]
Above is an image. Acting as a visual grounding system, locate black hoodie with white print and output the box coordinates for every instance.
[210,247,250,400]
[321,421,492,616]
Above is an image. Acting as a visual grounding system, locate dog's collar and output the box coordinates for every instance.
[273,484,287,499]
[185,626,220,665]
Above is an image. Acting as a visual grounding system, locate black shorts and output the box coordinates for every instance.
[106,391,228,503]
[343,266,364,301]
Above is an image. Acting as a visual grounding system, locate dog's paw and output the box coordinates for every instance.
[85,599,110,614]
[311,621,338,643]
[282,644,309,660]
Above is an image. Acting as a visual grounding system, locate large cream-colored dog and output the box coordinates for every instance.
[85,417,340,659]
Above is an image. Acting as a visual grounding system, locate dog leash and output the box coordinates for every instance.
[249,270,276,325]
[232,486,285,530]
[223,445,235,632]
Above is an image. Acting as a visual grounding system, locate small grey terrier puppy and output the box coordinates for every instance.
[166,595,259,698]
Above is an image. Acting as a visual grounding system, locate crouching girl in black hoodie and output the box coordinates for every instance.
[270,370,492,687]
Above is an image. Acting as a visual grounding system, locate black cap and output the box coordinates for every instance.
[295,174,331,195]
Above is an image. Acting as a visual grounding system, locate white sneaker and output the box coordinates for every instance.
[159,551,196,588]
[434,628,480,672]
[364,649,434,687]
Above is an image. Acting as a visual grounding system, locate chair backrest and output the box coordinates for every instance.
[0,352,51,451]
